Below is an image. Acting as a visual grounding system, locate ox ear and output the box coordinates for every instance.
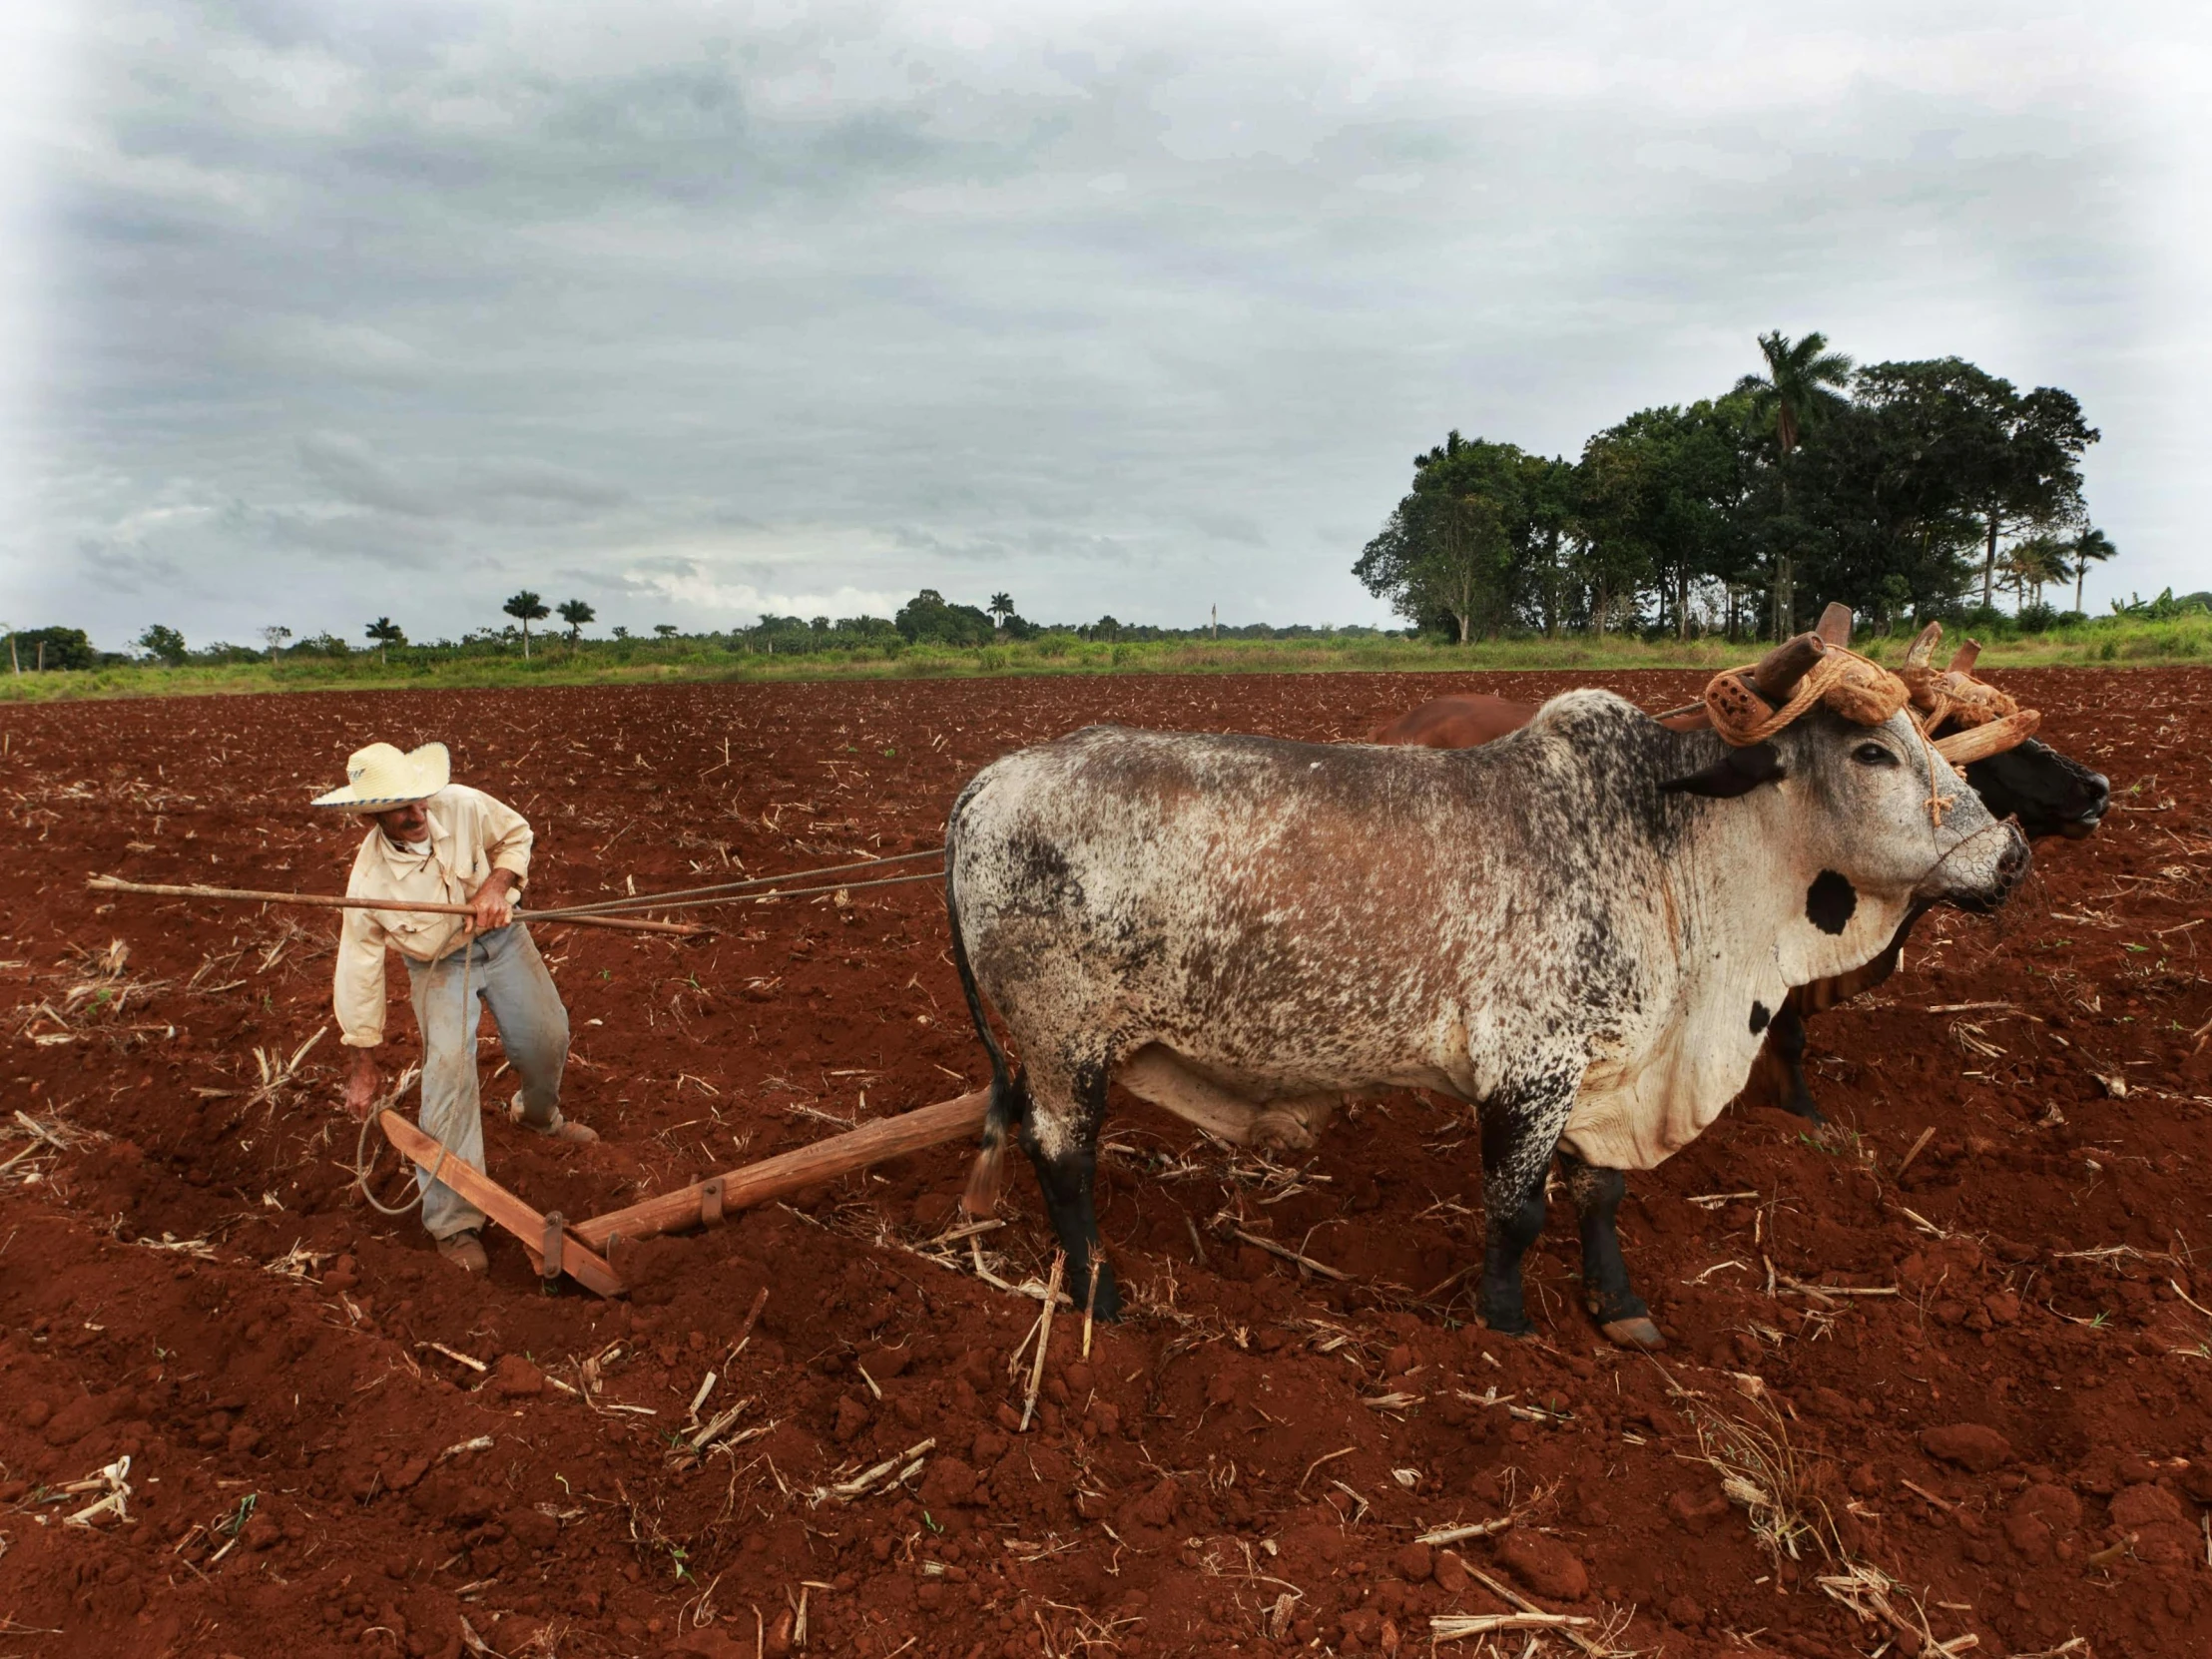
[1660,742,1787,799]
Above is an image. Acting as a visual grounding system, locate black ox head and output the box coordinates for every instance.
[1961,738,2109,841]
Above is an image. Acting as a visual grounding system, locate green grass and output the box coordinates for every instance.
[3,610,2205,704]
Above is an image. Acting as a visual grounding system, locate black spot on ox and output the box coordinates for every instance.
[1805,869,1857,935]
[1749,1000,1771,1035]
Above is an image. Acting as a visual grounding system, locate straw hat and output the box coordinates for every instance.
[310,742,451,811]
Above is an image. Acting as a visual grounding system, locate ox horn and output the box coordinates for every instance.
[1933,708,2041,765]
[1947,639,1982,675]
[1748,632,1826,703]
[1903,621,1941,671]
[1815,603,1853,647]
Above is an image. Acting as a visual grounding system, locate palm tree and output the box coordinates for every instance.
[364,616,403,666]
[1999,535,2067,611]
[1736,330,1855,637]
[2067,526,2116,614]
[557,599,595,642]
[502,590,550,658]
[987,592,1013,633]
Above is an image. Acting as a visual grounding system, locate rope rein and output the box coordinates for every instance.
[516,846,945,921]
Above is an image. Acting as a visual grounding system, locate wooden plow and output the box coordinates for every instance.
[89,852,971,1296]
[373,1088,991,1296]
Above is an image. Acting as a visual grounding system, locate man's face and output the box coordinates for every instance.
[370,801,431,843]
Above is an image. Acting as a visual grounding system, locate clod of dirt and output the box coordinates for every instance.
[1393,1540,1432,1581]
[666,1628,748,1659]
[492,1354,545,1398]
[1493,1530,1588,1601]
[1668,1486,1730,1535]
[2107,1479,2200,1561]
[1920,1422,2012,1472]
[1433,1549,1469,1593]
[1666,1593,1703,1628]
[44,1390,118,1446]
[2110,1482,2183,1527]
[917,1453,978,1511]
[857,1344,911,1379]
[831,1395,870,1442]
[2002,1484,2082,1561]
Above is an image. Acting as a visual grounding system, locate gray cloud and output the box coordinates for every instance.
[4,0,2203,648]
[77,537,187,594]
[298,431,442,518]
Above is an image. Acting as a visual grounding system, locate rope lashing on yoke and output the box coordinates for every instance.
[1700,643,1912,747]
[1688,620,2044,827]
[1693,638,1958,826]
[1898,622,2043,765]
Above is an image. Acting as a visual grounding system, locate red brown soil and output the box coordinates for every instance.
[1,667,2208,1659]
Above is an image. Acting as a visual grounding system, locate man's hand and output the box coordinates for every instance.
[343,1047,381,1122]
[467,868,520,934]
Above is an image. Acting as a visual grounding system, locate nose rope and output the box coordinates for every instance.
[1911,818,2024,896]
[1699,643,1957,827]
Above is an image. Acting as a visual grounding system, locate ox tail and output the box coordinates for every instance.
[944,791,1023,1218]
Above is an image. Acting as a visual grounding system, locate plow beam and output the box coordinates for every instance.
[376,1110,625,1298]
[572,1088,989,1252]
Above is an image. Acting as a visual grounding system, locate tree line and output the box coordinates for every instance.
[13,586,1404,674]
[1355,331,2118,642]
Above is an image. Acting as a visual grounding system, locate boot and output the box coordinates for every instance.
[435,1229,488,1274]
[509,1091,599,1144]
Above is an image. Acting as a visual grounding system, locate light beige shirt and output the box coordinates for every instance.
[333,784,533,1047]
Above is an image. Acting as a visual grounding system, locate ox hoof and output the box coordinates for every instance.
[1248,1111,1316,1153]
[1600,1317,1666,1352]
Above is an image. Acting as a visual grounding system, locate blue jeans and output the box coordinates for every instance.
[403,922,569,1239]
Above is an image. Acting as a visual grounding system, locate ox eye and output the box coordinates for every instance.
[1853,743,1899,768]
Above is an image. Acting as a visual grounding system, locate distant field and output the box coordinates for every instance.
[4,610,2206,703]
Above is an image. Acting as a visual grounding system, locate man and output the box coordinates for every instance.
[314,740,594,1274]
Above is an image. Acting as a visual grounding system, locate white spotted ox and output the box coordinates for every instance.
[945,639,2029,1347]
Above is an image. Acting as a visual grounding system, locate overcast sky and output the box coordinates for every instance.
[1,1,2205,650]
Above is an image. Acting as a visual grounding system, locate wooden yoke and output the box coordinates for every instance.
[573,1089,990,1252]
[376,1110,625,1297]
